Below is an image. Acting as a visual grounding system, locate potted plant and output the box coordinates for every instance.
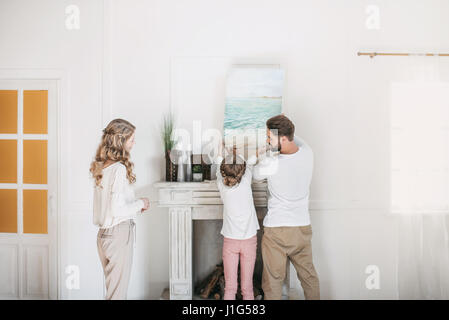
[192,163,203,182]
[160,112,177,181]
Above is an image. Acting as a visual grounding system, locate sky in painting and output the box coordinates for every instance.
[225,68,284,98]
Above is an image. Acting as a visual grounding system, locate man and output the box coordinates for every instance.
[253,114,320,300]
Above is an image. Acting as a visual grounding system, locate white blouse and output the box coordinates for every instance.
[216,155,260,240]
[93,162,144,229]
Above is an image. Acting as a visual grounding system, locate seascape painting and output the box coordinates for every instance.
[223,67,284,158]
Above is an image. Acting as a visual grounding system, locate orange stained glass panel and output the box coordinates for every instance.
[0,140,17,183]
[0,189,17,233]
[0,90,18,133]
[23,90,48,134]
[23,140,47,184]
[23,189,47,234]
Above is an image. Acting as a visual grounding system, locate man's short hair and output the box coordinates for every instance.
[266,114,295,141]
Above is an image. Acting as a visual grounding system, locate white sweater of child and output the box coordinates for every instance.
[93,161,144,229]
[216,156,260,240]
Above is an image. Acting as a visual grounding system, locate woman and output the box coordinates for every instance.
[89,118,149,299]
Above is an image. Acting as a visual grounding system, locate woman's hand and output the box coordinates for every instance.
[140,197,150,212]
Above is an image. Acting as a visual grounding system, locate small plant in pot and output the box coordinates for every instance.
[160,112,177,181]
[192,164,203,182]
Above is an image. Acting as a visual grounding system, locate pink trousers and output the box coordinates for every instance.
[222,235,257,300]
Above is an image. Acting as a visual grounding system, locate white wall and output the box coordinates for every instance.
[1,0,449,299]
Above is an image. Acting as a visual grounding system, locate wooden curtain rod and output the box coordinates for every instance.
[358,52,449,58]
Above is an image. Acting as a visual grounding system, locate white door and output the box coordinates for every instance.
[0,80,58,299]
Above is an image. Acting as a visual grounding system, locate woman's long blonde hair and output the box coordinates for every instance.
[90,118,136,187]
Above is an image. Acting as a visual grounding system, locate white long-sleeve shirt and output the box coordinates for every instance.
[216,156,260,240]
[93,161,144,229]
[253,136,313,227]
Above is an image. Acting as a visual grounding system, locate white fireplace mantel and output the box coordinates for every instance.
[154,180,299,300]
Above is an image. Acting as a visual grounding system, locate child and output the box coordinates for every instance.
[216,152,260,300]
[89,118,149,300]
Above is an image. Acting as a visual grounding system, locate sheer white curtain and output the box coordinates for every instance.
[391,76,449,299]
[397,214,449,299]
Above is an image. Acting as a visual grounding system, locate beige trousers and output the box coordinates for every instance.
[261,225,320,300]
[97,219,135,300]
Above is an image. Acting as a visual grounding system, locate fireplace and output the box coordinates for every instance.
[192,220,265,300]
[154,180,298,300]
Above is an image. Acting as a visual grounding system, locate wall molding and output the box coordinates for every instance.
[101,0,112,126]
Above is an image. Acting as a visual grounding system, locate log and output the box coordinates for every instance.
[196,266,220,295]
[196,275,211,295]
[218,275,225,298]
[200,265,223,299]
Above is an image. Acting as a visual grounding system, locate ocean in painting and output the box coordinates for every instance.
[222,68,284,157]
[224,97,282,132]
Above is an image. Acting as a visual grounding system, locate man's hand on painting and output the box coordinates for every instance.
[256,145,268,158]
[221,142,237,157]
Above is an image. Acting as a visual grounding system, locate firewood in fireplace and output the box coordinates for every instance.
[218,275,225,298]
[196,273,212,296]
[195,261,264,300]
[196,264,222,296]
[199,264,224,299]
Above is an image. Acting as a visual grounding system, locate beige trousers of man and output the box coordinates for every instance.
[97,219,135,300]
[262,225,320,300]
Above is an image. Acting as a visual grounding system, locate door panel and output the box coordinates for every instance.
[0,140,17,183]
[23,140,47,184]
[23,90,48,134]
[23,190,48,234]
[23,245,49,299]
[0,245,18,298]
[0,189,17,233]
[0,90,18,133]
